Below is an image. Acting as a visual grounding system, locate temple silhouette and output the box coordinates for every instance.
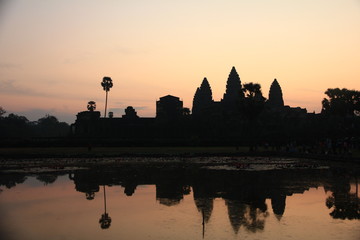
[72,67,314,145]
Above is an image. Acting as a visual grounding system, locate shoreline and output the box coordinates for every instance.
[0,146,359,163]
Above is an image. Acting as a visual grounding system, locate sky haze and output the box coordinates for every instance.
[1,0,359,123]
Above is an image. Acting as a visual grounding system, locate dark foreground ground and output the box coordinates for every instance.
[0,147,359,173]
[0,146,359,159]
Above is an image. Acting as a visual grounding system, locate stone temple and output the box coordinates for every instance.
[72,67,307,144]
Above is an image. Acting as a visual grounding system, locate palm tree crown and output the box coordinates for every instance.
[101,77,113,91]
[101,77,113,117]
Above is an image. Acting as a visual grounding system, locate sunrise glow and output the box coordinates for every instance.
[1,0,359,123]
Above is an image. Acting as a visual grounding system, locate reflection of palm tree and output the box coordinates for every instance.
[99,185,112,229]
[101,77,113,118]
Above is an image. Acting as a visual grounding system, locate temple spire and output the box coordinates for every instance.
[192,88,201,115]
[200,78,213,104]
[268,78,284,108]
[222,66,243,103]
[192,77,214,115]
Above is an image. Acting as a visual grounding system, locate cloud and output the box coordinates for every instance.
[0,79,98,101]
[110,106,148,111]
[0,79,57,97]
[113,101,125,105]
[107,106,149,117]
[0,62,22,69]
[109,107,124,111]
[108,107,125,117]
[133,106,148,110]
[0,79,40,96]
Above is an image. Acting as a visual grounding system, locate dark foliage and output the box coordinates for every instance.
[0,110,69,140]
[0,106,6,117]
[34,115,70,137]
[322,88,360,117]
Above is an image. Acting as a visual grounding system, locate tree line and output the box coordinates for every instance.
[0,107,69,140]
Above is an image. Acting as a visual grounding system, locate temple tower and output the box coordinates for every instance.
[268,79,284,108]
[192,77,214,115]
[222,66,244,103]
[122,106,139,119]
[156,95,183,120]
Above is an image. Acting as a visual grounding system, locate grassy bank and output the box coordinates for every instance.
[0,146,248,158]
[0,146,359,161]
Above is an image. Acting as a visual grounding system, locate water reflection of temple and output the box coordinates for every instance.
[1,165,359,235]
[65,165,360,232]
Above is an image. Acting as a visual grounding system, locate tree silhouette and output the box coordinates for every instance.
[243,205,268,232]
[322,88,360,116]
[241,83,266,149]
[182,107,191,116]
[326,177,360,220]
[36,174,58,185]
[0,113,30,139]
[101,77,113,118]
[0,106,6,117]
[243,83,262,99]
[87,101,96,112]
[242,83,266,117]
[0,173,27,189]
[35,115,69,137]
[225,199,268,234]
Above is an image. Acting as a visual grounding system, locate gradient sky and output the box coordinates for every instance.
[1,0,359,123]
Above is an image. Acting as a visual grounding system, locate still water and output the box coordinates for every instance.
[0,162,359,240]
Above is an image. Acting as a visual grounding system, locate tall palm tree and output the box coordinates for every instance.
[101,77,113,118]
[99,185,112,229]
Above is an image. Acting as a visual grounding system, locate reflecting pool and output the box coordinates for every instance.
[0,161,359,240]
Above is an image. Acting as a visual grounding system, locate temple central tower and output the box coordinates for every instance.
[222,66,244,103]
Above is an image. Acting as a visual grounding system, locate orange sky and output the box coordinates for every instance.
[0,0,359,123]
